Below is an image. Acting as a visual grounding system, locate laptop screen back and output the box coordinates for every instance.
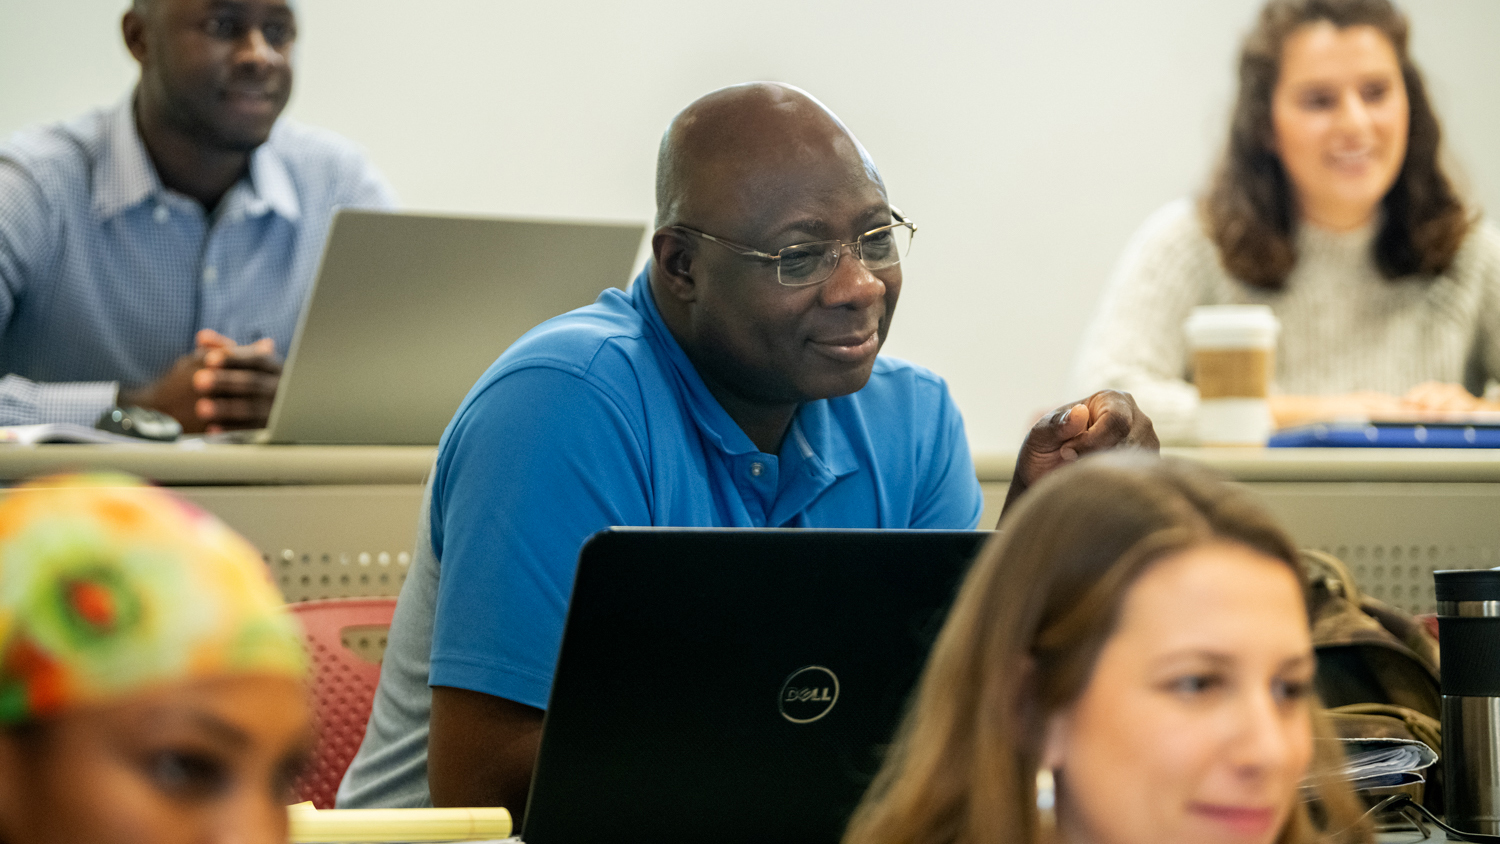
[265,210,645,445]
[523,527,992,844]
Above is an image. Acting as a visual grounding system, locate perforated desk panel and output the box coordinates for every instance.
[978,448,1500,616]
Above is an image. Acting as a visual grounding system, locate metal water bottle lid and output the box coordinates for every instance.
[1436,569,1500,697]
[1437,568,1500,611]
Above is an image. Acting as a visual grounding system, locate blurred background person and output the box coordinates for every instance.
[0,474,311,844]
[0,0,395,433]
[844,454,1370,844]
[1072,0,1500,444]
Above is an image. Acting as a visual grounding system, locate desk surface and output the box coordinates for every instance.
[1379,829,1448,842]
[3,443,1500,486]
[0,443,436,485]
[974,447,1500,484]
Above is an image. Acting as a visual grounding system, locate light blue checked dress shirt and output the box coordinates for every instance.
[0,95,397,425]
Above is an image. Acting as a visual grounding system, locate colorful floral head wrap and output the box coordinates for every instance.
[0,474,306,723]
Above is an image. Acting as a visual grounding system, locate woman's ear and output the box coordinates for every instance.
[1261,121,1282,159]
[1041,708,1070,771]
[1018,655,1069,771]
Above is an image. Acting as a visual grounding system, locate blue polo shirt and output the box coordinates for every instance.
[339,267,981,808]
[426,267,982,706]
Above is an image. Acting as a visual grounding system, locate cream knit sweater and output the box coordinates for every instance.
[1071,199,1500,444]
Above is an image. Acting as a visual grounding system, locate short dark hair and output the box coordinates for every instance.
[1201,0,1471,290]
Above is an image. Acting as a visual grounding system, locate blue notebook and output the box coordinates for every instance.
[1269,423,1500,448]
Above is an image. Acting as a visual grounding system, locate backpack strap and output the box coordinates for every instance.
[1303,548,1365,605]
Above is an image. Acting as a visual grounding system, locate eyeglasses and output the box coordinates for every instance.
[671,210,917,288]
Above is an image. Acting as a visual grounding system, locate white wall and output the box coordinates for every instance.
[3,0,1496,455]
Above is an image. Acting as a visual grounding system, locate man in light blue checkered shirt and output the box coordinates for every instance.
[0,0,396,430]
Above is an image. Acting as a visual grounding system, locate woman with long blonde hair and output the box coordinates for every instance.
[844,454,1370,844]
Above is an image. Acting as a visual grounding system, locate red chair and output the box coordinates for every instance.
[1417,612,1440,642]
[288,598,397,809]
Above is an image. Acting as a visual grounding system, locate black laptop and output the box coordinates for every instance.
[521,527,993,844]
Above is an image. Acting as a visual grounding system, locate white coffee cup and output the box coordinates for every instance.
[1184,305,1280,446]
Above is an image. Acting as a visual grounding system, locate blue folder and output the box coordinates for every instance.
[1269,423,1500,448]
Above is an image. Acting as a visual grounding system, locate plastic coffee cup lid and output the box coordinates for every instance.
[1184,305,1280,349]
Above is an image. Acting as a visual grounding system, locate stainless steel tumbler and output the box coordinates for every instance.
[1438,569,1500,835]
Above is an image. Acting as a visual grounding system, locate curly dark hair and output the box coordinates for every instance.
[1201,0,1470,289]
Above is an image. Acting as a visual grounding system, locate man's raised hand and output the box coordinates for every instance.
[1002,390,1159,517]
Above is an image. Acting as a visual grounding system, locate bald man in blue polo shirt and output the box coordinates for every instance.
[339,83,1157,815]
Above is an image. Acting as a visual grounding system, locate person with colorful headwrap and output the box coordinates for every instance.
[0,474,310,844]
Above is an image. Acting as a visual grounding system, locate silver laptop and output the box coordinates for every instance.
[258,209,645,444]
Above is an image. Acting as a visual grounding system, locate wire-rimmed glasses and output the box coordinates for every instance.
[671,210,917,288]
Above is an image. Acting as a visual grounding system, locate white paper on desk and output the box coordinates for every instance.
[0,424,208,448]
[1304,738,1437,791]
[0,423,145,445]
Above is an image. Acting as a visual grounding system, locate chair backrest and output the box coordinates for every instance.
[288,597,397,808]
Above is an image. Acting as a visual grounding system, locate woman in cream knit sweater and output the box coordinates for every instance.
[1073,0,1500,444]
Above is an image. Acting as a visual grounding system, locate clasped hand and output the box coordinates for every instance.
[1003,390,1160,516]
[122,329,282,433]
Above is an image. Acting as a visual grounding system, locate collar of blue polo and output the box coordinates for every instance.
[92,92,300,222]
[628,266,860,481]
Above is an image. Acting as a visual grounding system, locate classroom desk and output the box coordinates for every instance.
[976,448,1500,615]
[4,444,1499,613]
[279,823,1442,843]
[1379,832,1446,843]
[0,443,435,603]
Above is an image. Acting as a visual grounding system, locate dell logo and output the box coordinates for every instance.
[779,665,840,723]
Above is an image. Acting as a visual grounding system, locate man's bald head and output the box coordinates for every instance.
[129,0,297,23]
[654,83,884,230]
[646,83,902,449]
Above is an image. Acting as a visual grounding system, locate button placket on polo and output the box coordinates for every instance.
[746,456,777,485]
[765,415,849,527]
[734,454,779,525]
